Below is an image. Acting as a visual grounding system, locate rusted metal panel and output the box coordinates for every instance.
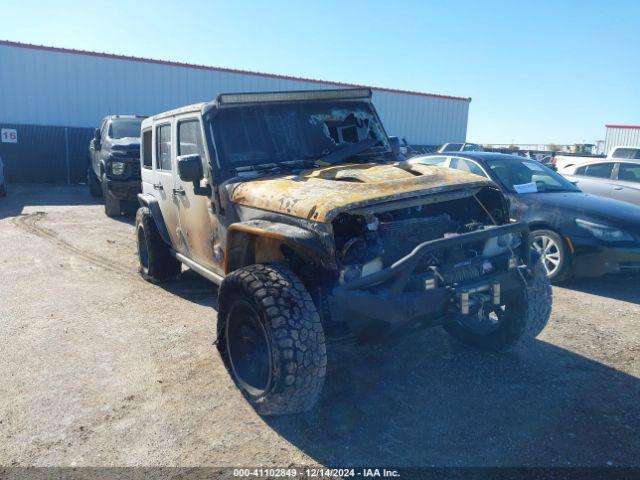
[228,163,493,223]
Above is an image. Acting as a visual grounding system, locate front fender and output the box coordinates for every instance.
[137,193,172,246]
[225,219,335,273]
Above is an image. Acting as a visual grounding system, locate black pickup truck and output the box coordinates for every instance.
[88,115,146,216]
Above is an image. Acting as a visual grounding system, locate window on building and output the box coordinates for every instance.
[156,124,172,171]
[142,130,152,169]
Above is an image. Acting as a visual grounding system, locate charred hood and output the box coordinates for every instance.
[228,163,496,222]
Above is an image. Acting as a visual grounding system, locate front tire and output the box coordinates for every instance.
[135,207,181,282]
[102,177,121,217]
[218,264,327,416]
[531,229,571,282]
[444,261,552,351]
[87,169,102,197]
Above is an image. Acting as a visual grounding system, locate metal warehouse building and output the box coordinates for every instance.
[605,125,640,155]
[0,40,471,183]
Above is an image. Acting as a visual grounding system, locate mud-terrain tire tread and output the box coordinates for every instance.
[88,169,102,197]
[520,260,553,339]
[217,263,327,416]
[102,177,121,217]
[445,260,552,351]
[135,206,181,283]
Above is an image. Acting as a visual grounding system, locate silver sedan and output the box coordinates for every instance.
[561,160,640,207]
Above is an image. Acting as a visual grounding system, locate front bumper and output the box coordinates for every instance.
[572,245,640,277]
[104,178,141,202]
[330,222,532,332]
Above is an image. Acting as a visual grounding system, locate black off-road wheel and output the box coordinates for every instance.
[444,261,552,351]
[135,207,181,283]
[87,169,102,197]
[102,177,121,217]
[217,264,327,416]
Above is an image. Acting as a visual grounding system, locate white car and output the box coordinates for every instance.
[555,146,640,174]
[437,142,484,153]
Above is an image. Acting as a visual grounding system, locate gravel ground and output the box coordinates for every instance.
[0,184,639,468]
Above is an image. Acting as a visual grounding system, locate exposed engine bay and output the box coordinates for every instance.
[332,188,521,292]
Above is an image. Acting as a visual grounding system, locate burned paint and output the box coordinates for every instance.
[227,163,494,223]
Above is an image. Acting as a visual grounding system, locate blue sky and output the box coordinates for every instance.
[3,0,639,144]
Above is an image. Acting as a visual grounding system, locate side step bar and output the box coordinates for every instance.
[173,252,224,285]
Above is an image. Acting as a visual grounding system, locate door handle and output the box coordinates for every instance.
[153,183,164,191]
[172,187,186,196]
[613,186,623,190]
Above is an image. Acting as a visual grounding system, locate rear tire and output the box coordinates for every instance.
[217,264,327,416]
[444,261,552,351]
[102,177,121,217]
[135,207,181,282]
[88,169,102,197]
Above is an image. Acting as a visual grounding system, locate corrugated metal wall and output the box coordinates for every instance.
[605,127,640,155]
[0,123,92,183]
[0,41,470,182]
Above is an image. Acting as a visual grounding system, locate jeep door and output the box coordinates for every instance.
[140,127,154,195]
[152,121,183,249]
[173,116,224,274]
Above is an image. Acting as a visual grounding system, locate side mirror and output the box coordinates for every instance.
[178,154,203,182]
[178,154,212,196]
[93,129,102,150]
[389,136,401,159]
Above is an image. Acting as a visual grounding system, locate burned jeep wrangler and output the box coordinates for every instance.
[136,89,552,415]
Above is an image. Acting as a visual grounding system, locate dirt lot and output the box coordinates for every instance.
[0,184,639,468]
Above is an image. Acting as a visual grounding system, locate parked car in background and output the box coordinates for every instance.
[409,152,640,282]
[0,155,6,196]
[437,142,484,153]
[554,145,640,172]
[561,160,640,207]
[88,115,146,216]
[538,155,554,168]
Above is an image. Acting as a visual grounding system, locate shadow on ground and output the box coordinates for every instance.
[560,274,640,305]
[0,183,102,219]
[267,330,640,467]
[160,269,219,309]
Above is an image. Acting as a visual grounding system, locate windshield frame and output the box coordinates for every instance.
[108,118,144,139]
[483,155,581,194]
[204,98,393,176]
